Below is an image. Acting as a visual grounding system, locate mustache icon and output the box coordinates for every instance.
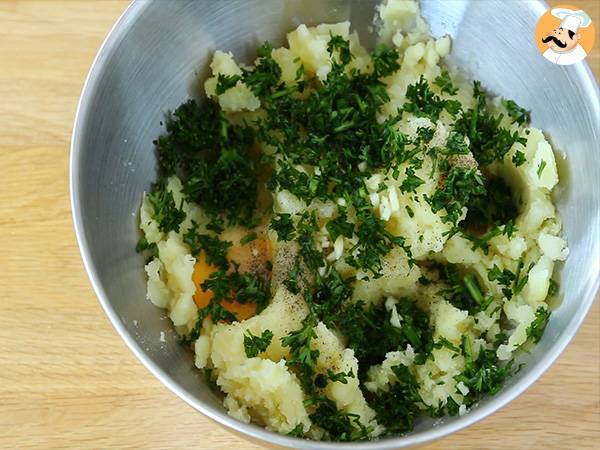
[542,35,567,48]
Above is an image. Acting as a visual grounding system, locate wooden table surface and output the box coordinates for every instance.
[0,1,598,449]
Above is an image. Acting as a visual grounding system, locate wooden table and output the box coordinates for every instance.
[1,1,598,448]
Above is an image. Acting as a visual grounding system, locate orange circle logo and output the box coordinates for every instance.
[535,4,595,65]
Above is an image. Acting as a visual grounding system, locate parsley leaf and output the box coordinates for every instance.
[502,98,531,125]
[434,337,461,353]
[526,307,549,343]
[155,99,258,227]
[215,73,241,94]
[281,315,319,392]
[183,222,232,267]
[283,259,302,295]
[368,364,422,434]
[327,34,353,66]
[309,267,353,325]
[241,42,282,99]
[434,70,458,95]
[270,213,296,241]
[315,369,355,388]
[148,186,186,233]
[445,131,469,155]
[135,236,158,258]
[404,75,456,122]
[455,335,519,404]
[487,264,516,299]
[454,82,527,166]
[463,274,493,310]
[428,167,486,228]
[400,166,425,193]
[512,150,527,167]
[243,329,274,357]
[436,264,493,314]
[537,160,547,178]
[371,44,400,77]
[345,208,409,277]
[307,396,373,441]
[513,259,533,295]
[462,177,517,235]
[296,211,325,272]
[287,424,305,437]
[240,232,258,245]
[197,268,271,323]
[337,299,432,372]
[326,212,354,242]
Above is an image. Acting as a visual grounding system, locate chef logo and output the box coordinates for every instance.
[535,5,595,65]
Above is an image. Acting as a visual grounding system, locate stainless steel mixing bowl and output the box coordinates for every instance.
[70,0,600,448]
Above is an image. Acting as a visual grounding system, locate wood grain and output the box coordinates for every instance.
[0,1,597,449]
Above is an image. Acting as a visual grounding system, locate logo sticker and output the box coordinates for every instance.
[535,5,595,66]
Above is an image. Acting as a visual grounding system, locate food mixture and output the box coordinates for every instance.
[137,0,568,441]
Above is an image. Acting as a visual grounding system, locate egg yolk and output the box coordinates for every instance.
[192,229,272,322]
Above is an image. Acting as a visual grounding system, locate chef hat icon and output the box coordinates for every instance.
[551,8,592,33]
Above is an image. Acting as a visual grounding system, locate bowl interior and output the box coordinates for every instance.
[71,0,600,448]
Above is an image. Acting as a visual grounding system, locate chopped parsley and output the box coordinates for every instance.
[371,44,401,77]
[135,236,158,258]
[287,424,305,437]
[513,259,533,295]
[154,98,258,227]
[434,70,458,95]
[270,213,296,241]
[147,186,186,233]
[526,307,550,343]
[345,206,411,277]
[337,299,433,372]
[487,264,516,299]
[183,222,232,267]
[368,364,422,434]
[325,212,354,242]
[309,266,353,325]
[436,264,493,314]
[428,166,486,228]
[181,267,271,342]
[454,81,527,166]
[281,315,320,392]
[181,299,238,345]
[315,369,355,388]
[242,42,282,98]
[445,131,470,155]
[400,167,425,193]
[462,177,518,244]
[404,75,460,122]
[434,337,461,353]
[537,160,547,178]
[240,232,258,246]
[307,395,373,441]
[455,335,520,405]
[283,259,302,295]
[243,329,273,357]
[327,34,353,67]
[512,150,527,167]
[502,98,531,125]
[215,73,241,94]
[296,211,325,272]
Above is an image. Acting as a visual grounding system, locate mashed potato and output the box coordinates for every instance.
[138,0,566,441]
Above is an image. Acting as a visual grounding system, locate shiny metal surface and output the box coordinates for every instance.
[70,0,600,448]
